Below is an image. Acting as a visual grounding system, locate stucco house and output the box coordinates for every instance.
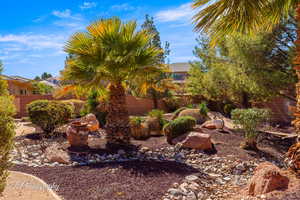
[0,75,33,95]
[169,62,191,84]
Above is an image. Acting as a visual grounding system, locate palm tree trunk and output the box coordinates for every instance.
[105,83,131,148]
[294,3,300,142]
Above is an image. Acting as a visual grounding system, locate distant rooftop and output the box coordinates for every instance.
[1,75,32,82]
[169,62,191,73]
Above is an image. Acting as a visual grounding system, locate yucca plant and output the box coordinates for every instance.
[62,18,165,147]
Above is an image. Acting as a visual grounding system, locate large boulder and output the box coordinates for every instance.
[172,131,213,150]
[178,109,207,124]
[248,162,289,196]
[202,119,224,129]
[45,144,71,164]
[207,111,235,129]
[144,117,162,136]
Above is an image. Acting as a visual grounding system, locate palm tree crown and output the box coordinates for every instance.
[63,17,164,87]
[192,0,297,44]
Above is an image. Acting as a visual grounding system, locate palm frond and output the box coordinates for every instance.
[192,0,295,45]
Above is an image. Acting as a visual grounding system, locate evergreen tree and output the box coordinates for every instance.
[187,20,296,108]
[41,72,52,80]
[141,14,170,64]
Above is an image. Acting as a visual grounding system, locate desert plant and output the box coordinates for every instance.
[130,116,144,126]
[148,109,164,119]
[198,102,209,116]
[27,100,73,136]
[148,109,165,127]
[163,116,196,144]
[231,108,270,150]
[129,116,149,140]
[62,17,164,147]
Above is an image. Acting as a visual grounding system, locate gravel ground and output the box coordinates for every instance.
[12,161,198,200]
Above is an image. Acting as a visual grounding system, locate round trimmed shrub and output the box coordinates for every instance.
[163,116,196,144]
[27,100,73,135]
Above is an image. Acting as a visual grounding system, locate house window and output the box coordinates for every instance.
[20,90,23,95]
[172,73,187,81]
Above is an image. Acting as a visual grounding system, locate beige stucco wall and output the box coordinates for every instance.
[8,81,33,95]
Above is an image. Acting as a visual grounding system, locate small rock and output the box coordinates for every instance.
[185,175,199,182]
[186,191,197,200]
[117,149,126,155]
[168,188,184,196]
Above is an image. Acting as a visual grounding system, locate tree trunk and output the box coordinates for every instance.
[241,92,251,108]
[105,83,131,148]
[294,3,300,142]
[152,90,159,109]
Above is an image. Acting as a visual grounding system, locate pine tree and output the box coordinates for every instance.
[141,14,170,64]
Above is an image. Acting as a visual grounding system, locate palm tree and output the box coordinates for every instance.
[62,18,164,148]
[192,0,300,171]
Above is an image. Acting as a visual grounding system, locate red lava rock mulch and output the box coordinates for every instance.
[12,161,199,200]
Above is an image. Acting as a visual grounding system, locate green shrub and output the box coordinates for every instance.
[148,109,165,128]
[130,116,144,126]
[27,100,73,135]
[231,108,270,149]
[0,95,15,194]
[148,109,164,118]
[198,102,209,116]
[163,116,196,144]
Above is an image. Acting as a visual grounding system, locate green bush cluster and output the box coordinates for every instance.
[0,74,16,195]
[231,108,270,149]
[130,116,144,126]
[198,102,209,116]
[163,116,196,144]
[27,100,73,136]
[148,109,167,127]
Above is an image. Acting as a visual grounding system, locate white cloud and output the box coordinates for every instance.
[156,3,194,22]
[0,34,64,50]
[111,3,134,11]
[52,9,72,18]
[80,2,97,10]
[52,9,82,20]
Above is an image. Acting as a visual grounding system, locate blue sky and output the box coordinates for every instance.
[0,0,199,78]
